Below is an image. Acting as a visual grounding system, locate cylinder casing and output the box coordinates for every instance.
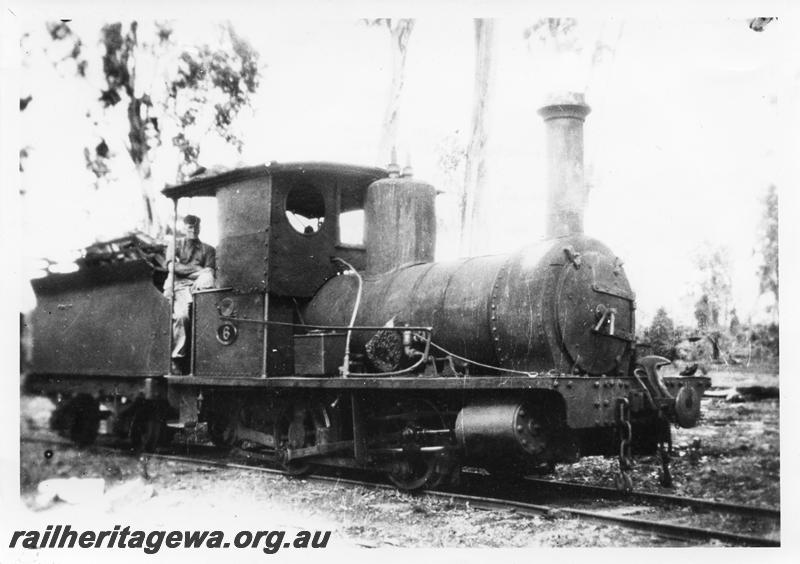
[455,401,546,462]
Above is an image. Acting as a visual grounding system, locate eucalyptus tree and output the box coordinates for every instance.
[757,184,778,319]
[365,18,416,166]
[459,18,496,255]
[44,20,261,236]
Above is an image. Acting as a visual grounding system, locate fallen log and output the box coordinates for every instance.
[704,386,779,402]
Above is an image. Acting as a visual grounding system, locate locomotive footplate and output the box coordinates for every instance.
[167,374,711,429]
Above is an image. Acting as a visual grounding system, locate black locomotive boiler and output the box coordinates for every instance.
[26,93,710,490]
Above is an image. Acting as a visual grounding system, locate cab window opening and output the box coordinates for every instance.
[338,209,364,246]
[285,184,325,235]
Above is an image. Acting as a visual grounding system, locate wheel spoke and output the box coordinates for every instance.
[380,399,455,491]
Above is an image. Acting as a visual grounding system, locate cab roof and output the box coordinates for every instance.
[160,161,388,200]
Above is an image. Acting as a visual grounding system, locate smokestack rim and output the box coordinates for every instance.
[538,104,591,122]
[537,92,591,122]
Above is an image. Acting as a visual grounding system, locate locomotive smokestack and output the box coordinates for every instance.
[538,92,591,239]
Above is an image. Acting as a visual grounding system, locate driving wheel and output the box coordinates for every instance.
[379,398,454,491]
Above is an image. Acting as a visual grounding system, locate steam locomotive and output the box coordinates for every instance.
[25,93,710,490]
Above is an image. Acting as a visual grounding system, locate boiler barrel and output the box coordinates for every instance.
[304,235,636,376]
[305,254,508,369]
[305,241,559,373]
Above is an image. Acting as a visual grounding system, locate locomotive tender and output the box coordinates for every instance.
[27,93,710,490]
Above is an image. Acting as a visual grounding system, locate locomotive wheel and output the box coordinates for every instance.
[208,411,239,450]
[387,454,440,491]
[67,394,100,447]
[273,402,331,477]
[129,401,166,453]
[280,457,312,477]
[379,398,453,491]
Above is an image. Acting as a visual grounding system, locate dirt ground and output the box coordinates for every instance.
[16,368,780,549]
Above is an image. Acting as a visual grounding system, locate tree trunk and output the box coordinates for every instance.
[134,160,166,237]
[459,19,496,256]
[707,333,722,362]
[377,19,414,166]
[127,90,168,237]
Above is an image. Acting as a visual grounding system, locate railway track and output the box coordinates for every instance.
[521,477,780,519]
[21,435,780,547]
[446,473,780,547]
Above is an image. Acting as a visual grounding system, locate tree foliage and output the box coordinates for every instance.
[749,322,779,359]
[522,18,622,96]
[435,134,467,191]
[645,307,677,359]
[690,244,733,362]
[692,245,732,330]
[45,20,261,235]
[729,308,741,335]
[524,18,580,52]
[757,184,778,316]
[694,294,712,331]
[19,32,35,177]
[523,18,618,63]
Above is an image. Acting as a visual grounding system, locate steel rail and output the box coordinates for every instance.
[521,477,780,520]
[442,492,780,547]
[21,435,779,547]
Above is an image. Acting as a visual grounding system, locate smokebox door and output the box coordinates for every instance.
[555,251,634,375]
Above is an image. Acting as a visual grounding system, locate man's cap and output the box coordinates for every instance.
[183,214,201,226]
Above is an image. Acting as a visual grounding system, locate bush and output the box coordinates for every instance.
[639,310,778,367]
[746,323,779,361]
[644,308,677,360]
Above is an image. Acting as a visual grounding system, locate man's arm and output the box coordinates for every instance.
[206,245,216,271]
[173,262,204,278]
[173,244,215,279]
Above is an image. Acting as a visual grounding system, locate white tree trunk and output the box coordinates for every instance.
[459,19,496,256]
[377,19,414,166]
[134,159,165,237]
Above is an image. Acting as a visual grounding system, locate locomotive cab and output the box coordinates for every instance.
[161,162,387,378]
